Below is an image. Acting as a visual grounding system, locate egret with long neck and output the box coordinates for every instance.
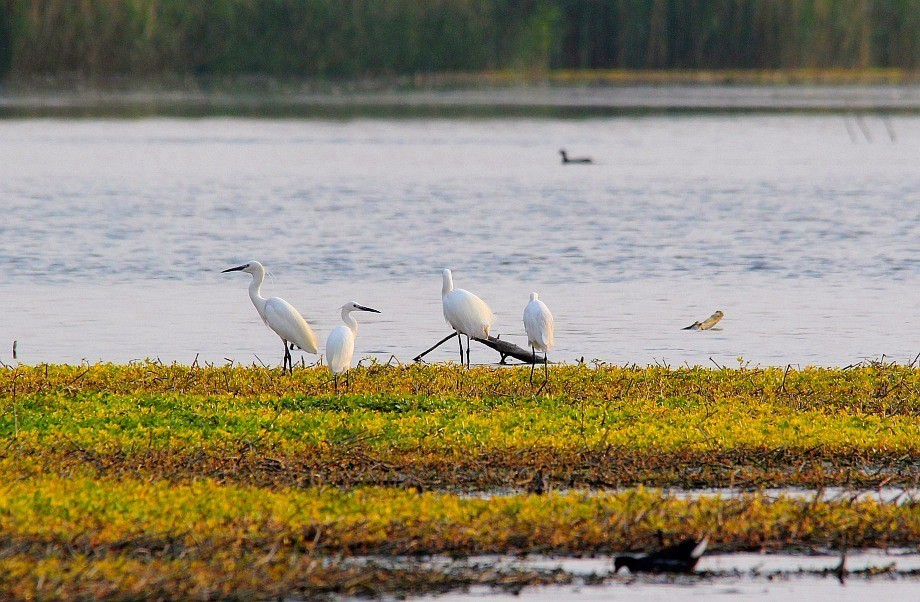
[222,261,318,373]
[326,301,380,392]
[441,269,494,367]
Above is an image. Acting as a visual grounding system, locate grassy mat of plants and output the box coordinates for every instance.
[1,362,918,598]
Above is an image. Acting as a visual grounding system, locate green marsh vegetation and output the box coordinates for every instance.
[1,361,919,597]
[1,0,917,81]
[3,361,920,486]
[1,361,919,596]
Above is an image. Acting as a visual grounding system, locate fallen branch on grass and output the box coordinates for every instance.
[414,332,543,365]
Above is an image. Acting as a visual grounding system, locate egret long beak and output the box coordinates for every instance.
[222,264,247,273]
[355,304,381,313]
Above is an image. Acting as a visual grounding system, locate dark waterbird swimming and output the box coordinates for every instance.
[559,149,592,164]
[614,537,708,574]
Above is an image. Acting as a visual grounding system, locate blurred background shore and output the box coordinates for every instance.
[1,1,917,91]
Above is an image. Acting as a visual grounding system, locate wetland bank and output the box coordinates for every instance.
[1,362,919,599]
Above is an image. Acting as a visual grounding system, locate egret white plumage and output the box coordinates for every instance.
[441,269,494,367]
[222,261,318,373]
[523,292,554,385]
[325,301,380,392]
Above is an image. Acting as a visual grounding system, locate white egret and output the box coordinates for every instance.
[325,301,380,392]
[441,269,493,367]
[222,261,318,373]
[523,292,554,385]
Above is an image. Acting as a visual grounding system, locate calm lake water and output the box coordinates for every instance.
[1,114,918,367]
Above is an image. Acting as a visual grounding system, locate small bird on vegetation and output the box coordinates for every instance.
[559,149,592,164]
[682,310,724,331]
[441,269,494,367]
[222,261,318,373]
[325,301,380,392]
[614,537,708,574]
[523,292,554,386]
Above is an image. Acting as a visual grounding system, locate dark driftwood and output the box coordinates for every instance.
[473,335,543,364]
[414,332,543,365]
[413,332,459,363]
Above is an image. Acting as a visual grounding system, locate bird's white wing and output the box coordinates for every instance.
[524,300,555,350]
[264,297,319,353]
[325,325,355,374]
[691,537,708,558]
[443,289,494,338]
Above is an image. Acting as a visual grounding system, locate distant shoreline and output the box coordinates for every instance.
[4,68,919,89]
[2,70,919,117]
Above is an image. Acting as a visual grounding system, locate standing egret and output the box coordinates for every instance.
[441,269,494,367]
[523,292,554,385]
[222,261,318,373]
[325,301,380,392]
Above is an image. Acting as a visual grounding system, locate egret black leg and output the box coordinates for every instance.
[333,374,338,393]
[530,347,536,385]
[534,351,550,395]
[283,340,292,374]
[466,335,471,367]
[346,370,350,392]
[457,333,464,366]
